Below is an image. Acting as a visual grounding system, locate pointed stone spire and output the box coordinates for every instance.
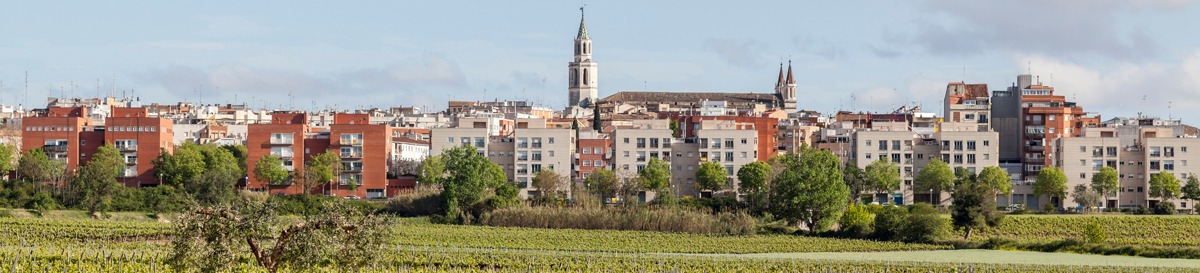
[786,60,795,85]
[776,63,785,87]
[577,7,590,40]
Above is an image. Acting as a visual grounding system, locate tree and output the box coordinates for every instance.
[185,145,243,205]
[1091,166,1119,207]
[168,201,391,273]
[220,145,249,176]
[769,148,849,232]
[387,158,421,178]
[865,159,901,201]
[252,155,289,185]
[1182,175,1200,214]
[914,158,954,205]
[951,176,1005,240]
[71,144,123,216]
[1071,184,1103,210]
[299,151,341,194]
[695,161,728,193]
[417,155,445,186]
[593,103,602,133]
[532,168,567,197]
[584,167,619,200]
[0,143,18,180]
[842,161,869,204]
[737,161,772,207]
[639,158,671,191]
[17,147,52,182]
[1149,171,1182,202]
[977,166,1012,197]
[1033,166,1069,208]
[153,143,207,187]
[669,119,681,138]
[439,146,506,218]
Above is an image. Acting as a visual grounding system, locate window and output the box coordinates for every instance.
[725,139,734,149]
[983,154,990,160]
[594,148,602,154]
[1049,115,1056,121]
[1080,160,1086,166]
[1165,160,1175,171]
[340,133,363,145]
[583,148,590,154]
[489,151,495,157]
[741,152,747,158]
[548,138,555,144]
[532,151,542,161]
[688,152,693,158]
[623,151,629,157]
[725,165,734,174]
[549,151,555,157]
[1166,147,1175,157]
[866,154,872,159]
[448,137,454,143]
[954,141,963,151]
[879,140,888,151]
[725,152,733,162]
[582,160,591,167]
[475,137,485,148]
[637,138,646,148]
[593,160,601,166]
[741,138,748,144]
[983,141,990,146]
[637,151,646,162]
[623,138,629,144]
[518,151,528,161]
[892,140,900,151]
[1080,146,1086,152]
[1107,147,1117,157]
[967,154,976,164]
[1081,173,1086,179]
[967,141,976,151]
[1151,147,1161,157]
[687,165,694,171]
[954,154,963,164]
[866,140,872,146]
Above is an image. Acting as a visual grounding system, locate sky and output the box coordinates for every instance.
[1,0,1199,122]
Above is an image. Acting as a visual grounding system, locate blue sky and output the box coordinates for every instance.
[2,0,1199,121]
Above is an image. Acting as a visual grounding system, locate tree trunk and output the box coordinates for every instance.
[963,227,973,240]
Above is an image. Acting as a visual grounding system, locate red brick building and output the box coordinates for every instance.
[247,112,394,198]
[575,138,611,179]
[21,107,173,187]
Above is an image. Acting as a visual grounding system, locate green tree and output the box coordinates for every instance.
[1091,166,1119,207]
[977,166,1012,197]
[865,158,901,201]
[669,119,681,138]
[1149,171,1182,202]
[72,144,123,216]
[584,167,619,200]
[185,145,243,205]
[152,143,206,187]
[953,167,977,186]
[1071,184,1103,210]
[1033,166,1069,208]
[904,203,946,243]
[951,176,1005,239]
[696,161,728,193]
[220,145,249,176]
[593,103,602,133]
[769,149,849,232]
[1182,175,1200,214]
[0,143,18,180]
[639,158,671,191]
[168,201,391,273]
[439,146,506,218]
[417,155,445,186]
[301,150,341,194]
[737,161,772,207]
[252,155,289,185]
[17,147,52,182]
[842,161,869,204]
[914,158,954,205]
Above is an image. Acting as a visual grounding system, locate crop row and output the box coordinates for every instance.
[947,215,1200,245]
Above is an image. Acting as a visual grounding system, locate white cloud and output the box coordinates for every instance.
[1014,50,1200,120]
[703,38,767,69]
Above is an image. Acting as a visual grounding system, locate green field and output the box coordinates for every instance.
[4,212,1200,272]
[945,214,1200,245]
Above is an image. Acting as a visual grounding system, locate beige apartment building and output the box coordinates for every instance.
[607,119,761,200]
[852,123,999,205]
[431,127,575,198]
[1052,125,1200,209]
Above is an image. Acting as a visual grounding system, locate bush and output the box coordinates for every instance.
[238,190,270,204]
[678,196,743,214]
[903,203,946,243]
[1083,222,1106,244]
[1154,202,1176,215]
[381,190,443,217]
[872,205,908,241]
[1041,203,1057,214]
[838,204,874,238]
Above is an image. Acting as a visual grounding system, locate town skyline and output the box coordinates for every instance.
[1,1,1198,121]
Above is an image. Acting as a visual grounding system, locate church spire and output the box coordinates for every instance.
[786,60,795,84]
[776,63,784,87]
[577,7,590,40]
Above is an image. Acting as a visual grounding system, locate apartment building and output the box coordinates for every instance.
[21,107,173,187]
[944,82,991,131]
[676,128,759,197]
[392,136,430,162]
[992,74,1100,180]
[851,123,999,205]
[664,115,779,162]
[575,136,611,180]
[247,113,394,198]
[1052,125,1200,209]
[609,120,673,199]
[430,127,574,198]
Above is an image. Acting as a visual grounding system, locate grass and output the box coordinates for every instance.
[737,249,1200,268]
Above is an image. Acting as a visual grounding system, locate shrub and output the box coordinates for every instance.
[238,190,270,204]
[482,206,756,234]
[1083,222,1106,244]
[382,190,443,217]
[838,204,874,238]
[903,203,946,243]
[1154,201,1176,215]
[872,205,908,241]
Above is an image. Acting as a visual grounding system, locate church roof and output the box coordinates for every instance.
[786,62,795,84]
[576,8,590,40]
[776,64,785,87]
[600,91,781,104]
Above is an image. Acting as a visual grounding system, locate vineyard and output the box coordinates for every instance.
[2,216,1200,272]
[946,215,1200,245]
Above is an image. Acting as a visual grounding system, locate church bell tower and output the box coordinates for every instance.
[568,7,599,107]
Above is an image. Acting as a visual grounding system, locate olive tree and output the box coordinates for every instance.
[168,201,391,273]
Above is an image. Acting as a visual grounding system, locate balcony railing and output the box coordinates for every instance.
[270,138,293,145]
[273,153,294,159]
[343,166,364,172]
[532,155,542,161]
[517,156,528,161]
[340,153,361,158]
[44,145,68,152]
[1027,146,1044,152]
[517,143,528,148]
[532,143,542,148]
[283,165,294,171]
[124,158,137,165]
[637,157,646,162]
[517,169,528,175]
[115,145,137,151]
[340,139,363,146]
[1026,133,1045,139]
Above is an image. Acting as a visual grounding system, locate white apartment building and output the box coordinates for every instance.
[1052,125,1200,209]
[852,123,999,205]
[431,127,574,198]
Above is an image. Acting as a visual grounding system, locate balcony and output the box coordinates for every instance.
[124,158,137,165]
[115,145,137,151]
[340,139,363,146]
[517,143,528,148]
[44,145,68,152]
[270,138,294,145]
[517,169,528,175]
[343,166,364,172]
[272,153,294,159]
[532,143,542,148]
[283,165,294,171]
[518,156,528,161]
[1025,133,1045,139]
[1027,146,1044,152]
[339,152,361,158]
[532,155,542,161]
[637,157,646,162]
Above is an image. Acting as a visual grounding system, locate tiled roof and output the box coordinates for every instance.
[964,84,989,99]
[600,91,781,103]
[392,136,429,145]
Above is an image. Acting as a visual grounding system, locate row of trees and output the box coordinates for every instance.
[250,150,343,193]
